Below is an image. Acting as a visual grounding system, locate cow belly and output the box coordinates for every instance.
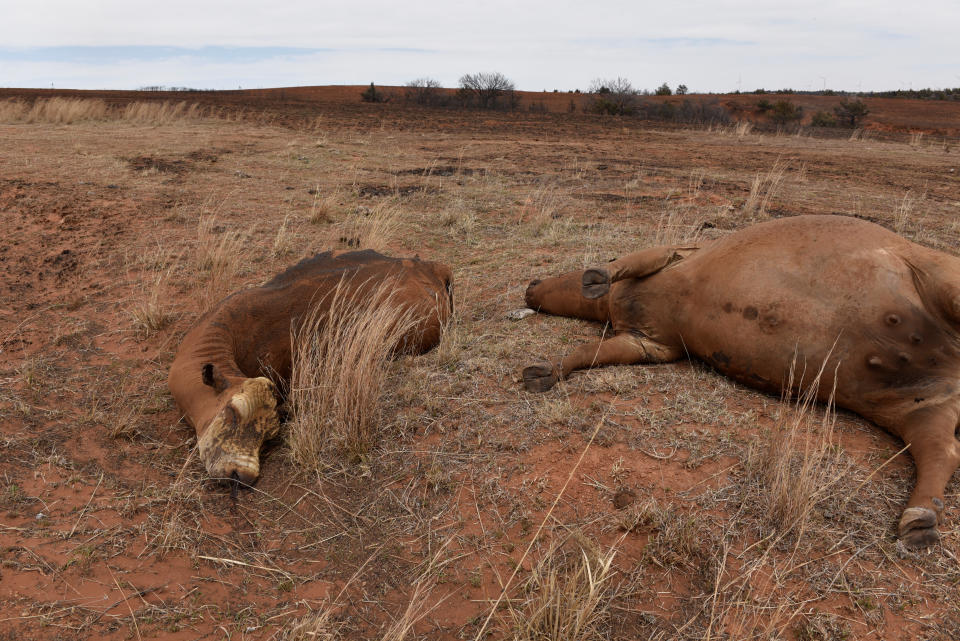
[634,240,960,422]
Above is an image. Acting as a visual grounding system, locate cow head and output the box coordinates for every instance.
[198,364,279,486]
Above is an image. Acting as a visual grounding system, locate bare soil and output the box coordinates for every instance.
[2,87,960,640]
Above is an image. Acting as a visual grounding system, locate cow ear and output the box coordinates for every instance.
[202,363,229,393]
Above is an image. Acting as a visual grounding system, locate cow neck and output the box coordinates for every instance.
[187,316,247,382]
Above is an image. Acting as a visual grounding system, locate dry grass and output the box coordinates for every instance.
[287,277,420,467]
[27,97,108,123]
[272,213,297,259]
[744,357,851,539]
[743,158,788,218]
[310,185,341,224]
[0,97,208,124]
[893,189,925,233]
[195,215,246,311]
[335,202,403,250]
[280,608,342,641]
[130,265,175,334]
[122,101,203,123]
[506,537,619,641]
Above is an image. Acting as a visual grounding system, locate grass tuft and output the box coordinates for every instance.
[287,277,420,467]
[335,202,403,250]
[742,158,788,218]
[744,355,851,538]
[195,215,246,312]
[506,537,618,641]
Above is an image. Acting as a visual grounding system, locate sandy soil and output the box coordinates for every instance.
[2,88,960,640]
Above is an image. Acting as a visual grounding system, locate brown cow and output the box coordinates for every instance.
[169,249,452,485]
[522,215,960,547]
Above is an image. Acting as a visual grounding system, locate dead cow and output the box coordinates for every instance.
[523,215,960,547]
[169,250,452,485]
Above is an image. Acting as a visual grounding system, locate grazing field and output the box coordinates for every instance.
[2,88,960,640]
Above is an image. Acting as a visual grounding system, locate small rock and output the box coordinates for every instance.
[506,308,535,321]
[35,512,46,520]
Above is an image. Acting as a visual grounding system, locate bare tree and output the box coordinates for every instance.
[404,77,445,106]
[457,72,517,110]
[586,77,638,115]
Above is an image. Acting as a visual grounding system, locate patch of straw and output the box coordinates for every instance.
[743,158,788,218]
[744,353,851,538]
[335,202,403,250]
[287,276,420,467]
[506,537,619,641]
[195,215,245,312]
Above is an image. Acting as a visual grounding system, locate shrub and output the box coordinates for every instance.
[833,98,869,127]
[586,77,638,115]
[810,110,837,127]
[636,99,731,126]
[756,99,773,113]
[404,77,446,106]
[769,100,802,125]
[655,82,672,96]
[360,82,388,103]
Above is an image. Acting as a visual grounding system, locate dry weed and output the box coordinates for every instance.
[743,158,788,217]
[0,99,28,122]
[518,183,564,234]
[287,277,420,467]
[506,537,618,641]
[335,202,403,250]
[27,97,108,123]
[145,452,207,557]
[735,120,753,139]
[651,201,704,246]
[310,185,340,224]
[743,357,852,539]
[279,608,342,641]
[272,213,296,259]
[380,575,443,641]
[893,189,925,233]
[122,100,202,123]
[195,215,246,311]
[130,267,174,334]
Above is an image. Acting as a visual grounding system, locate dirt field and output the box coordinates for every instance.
[2,88,960,640]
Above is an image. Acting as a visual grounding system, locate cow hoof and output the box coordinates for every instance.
[899,506,940,548]
[523,363,559,392]
[582,268,611,299]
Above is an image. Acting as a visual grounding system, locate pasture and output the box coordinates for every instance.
[2,89,959,640]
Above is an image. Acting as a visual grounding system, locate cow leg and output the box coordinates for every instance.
[896,407,960,547]
[582,246,697,299]
[523,333,680,392]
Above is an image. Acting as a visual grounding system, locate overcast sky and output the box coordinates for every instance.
[2,1,957,93]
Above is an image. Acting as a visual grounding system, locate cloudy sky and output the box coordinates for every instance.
[2,1,957,93]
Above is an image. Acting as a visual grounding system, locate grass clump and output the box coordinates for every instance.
[744,357,852,538]
[335,202,403,250]
[505,537,618,641]
[195,215,246,311]
[287,277,419,467]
